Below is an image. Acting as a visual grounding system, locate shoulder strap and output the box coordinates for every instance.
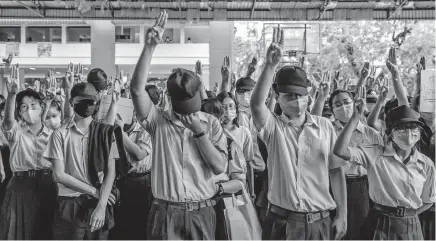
[226,137,233,162]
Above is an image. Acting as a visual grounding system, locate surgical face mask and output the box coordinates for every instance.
[236,91,251,108]
[392,128,420,150]
[333,104,353,123]
[73,100,97,118]
[278,95,309,118]
[22,109,41,124]
[45,115,62,130]
[221,109,237,125]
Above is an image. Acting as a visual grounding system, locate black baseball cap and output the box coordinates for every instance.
[385,105,424,129]
[275,66,308,95]
[87,68,108,91]
[70,82,98,103]
[16,88,42,106]
[167,69,201,114]
[236,77,256,92]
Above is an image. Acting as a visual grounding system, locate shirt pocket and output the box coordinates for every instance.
[304,137,329,166]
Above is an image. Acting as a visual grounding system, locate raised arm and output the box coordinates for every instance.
[367,81,388,132]
[219,56,231,94]
[251,27,283,130]
[102,91,120,125]
[114,115,148,161]
[64,65,75,120]
[411,57,425,110]
[354,62,370,94]
[386,47,408,106]
[246,57,257,78]
[333,100,364,160]
[131,11,167,121]
[3,64,19,131]
[311,72,330,117]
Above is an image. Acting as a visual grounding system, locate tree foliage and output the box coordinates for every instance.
[234,21,435,94]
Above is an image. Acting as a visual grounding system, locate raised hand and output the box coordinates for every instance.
[114,113,124,128]
[420,56,426,70]
[247,57,257,77]
[360,62,370,79]
[221,56,230,81]
[343,77,351,91]
[379,78,389,103]
[386,47,399,77]
[6,64,19,95]
[332,71,340,91]
[231,73,236,91]
[352,99,365,119]
[65,63,74,89]
[145,11,168,47]
[180,113,204,135]
[265,25,284,66]
[319,71,331,99]
[195,60,202,77]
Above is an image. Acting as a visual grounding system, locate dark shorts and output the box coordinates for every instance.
[53,195,112,240]
[262,205,331,240]
[147,201,216,240]
[0,173,57,240]
[361,208,423,240]
[419,207,435,240]
[110,172,152,240]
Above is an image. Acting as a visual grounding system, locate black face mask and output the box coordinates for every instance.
[74,100,97,118]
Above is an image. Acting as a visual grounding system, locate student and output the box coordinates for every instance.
[110,85,156,240]
[329,89,383,239]
[0,84,57,239]
[130,11,227,240]
[201,95,251,239]
[87,68,108,93]
[334,104,435,240]
[250,28,347,240]
[44,82,121,240]
[43,100,63,130]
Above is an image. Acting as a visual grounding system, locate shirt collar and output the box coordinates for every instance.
[383,141,420,164]
[20,121,52,136]
[332,120,365,133]
[280,111,319,129]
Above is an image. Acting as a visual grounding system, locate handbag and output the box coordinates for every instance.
[221,138,262,240]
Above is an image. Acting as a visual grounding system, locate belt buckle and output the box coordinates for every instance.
[29,170,36,177]
[396,206,405,217]
[186,202,195,212]
[306,213,314,223]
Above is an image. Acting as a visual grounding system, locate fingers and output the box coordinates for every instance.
[155,12,163,27]
[272,27,277,43]
[279,29,284,46]
[420,56,426,70]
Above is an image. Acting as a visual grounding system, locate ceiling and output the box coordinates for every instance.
[0,1,434,21]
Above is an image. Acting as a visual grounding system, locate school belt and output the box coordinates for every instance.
[126,171,150,178]
[374,203,417,217]
[268,204,330,223]
[346,175,367,184]
[153,198,216,212]
[13,169,52,177]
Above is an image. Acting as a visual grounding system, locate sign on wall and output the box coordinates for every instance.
[37,42,52,57]
[6,42,20,57]
[420,69,435,113]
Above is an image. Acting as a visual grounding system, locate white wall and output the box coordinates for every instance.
[184,27,209,43]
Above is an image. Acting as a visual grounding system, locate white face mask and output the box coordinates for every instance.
[392,129,420,150]
[22,109,41,124]
[236,92,251,109]
[333,104,353,123]
[278,95,309,118]
[45,116,62,130]
[221,109,237,125]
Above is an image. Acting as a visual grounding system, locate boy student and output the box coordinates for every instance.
[250,27,347,240]
[0,65,57,240]
[44,82,126,240]
[131,11,227,240]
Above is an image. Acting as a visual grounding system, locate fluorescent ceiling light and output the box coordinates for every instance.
[29,67,35,70]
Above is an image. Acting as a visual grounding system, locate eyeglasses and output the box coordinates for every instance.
[222,104,236,110]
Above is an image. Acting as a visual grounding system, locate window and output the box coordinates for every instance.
[26,26,61,43]
[115,26,140,43]
[66,26,91,43]
[0,27,21,42]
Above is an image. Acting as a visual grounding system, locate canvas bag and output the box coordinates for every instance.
[221,138,262,240]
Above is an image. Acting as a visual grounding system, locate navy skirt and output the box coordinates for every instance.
[0,173,57,240]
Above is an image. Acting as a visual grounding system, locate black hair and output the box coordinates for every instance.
[206,90,216,99]
[328,89,354,110]
[201,98,224,119]
[87,68,108,91]
[48,101,62,114]
[0,94,5,101]
[216,91,240,127]
[145,84,160,105]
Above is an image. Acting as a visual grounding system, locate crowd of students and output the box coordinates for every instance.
[0,11,434,240]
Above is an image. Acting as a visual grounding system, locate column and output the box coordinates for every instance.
[208,21,234,89]
[139,26,145,44]
[88,20,116,77]
[0,69,5,97]
[180,25,185,44]
[61,25,67,44]
[20,25,26,43]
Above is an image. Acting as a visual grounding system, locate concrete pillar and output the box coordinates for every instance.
[20,25,26,43]
[0,69,5,97]
[180,26,185,44]
[61,25,67,44]
[18,68,25,87]
[89,20,116,77]
[139,26,145,44]
[208,21,234,90]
